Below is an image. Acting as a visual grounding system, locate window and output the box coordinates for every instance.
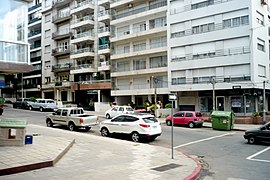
[45,45,51,53]
[45,29,51,38]
[257,38,265,52]
[192,26,199,34]
[45,77,51,84]
[241,15,249,25]
[185,112,193,117]
[256,11,264,25]
[150,55,167,68]
[174,112,184,117]
[223,19,231,28]
[133,59,146,70]
[62,109,68,116]
[258,64,266,77]
[45,13,51,22]
[232,17,240,27]
[55,109,61,115]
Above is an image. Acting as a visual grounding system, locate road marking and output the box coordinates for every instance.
[246,146,270,163]
[174,132,235,149]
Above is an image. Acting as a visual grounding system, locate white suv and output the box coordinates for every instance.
[99,113,162,142]
[105,105,134,119]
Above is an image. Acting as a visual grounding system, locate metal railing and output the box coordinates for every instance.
[52,12,70,22]
[112,0,167,20]
[28,17,41,24]
[73,31,94,39]
[98,27,110,33]
[72,0,94,9]
[28,29,41,37]
[71,47,94,54]
[72,15,94,24]
[171,46,250,62]
[98,9,110,17]
[99,44,110,50]
[28,3,42,12]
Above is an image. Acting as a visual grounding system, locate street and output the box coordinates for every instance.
[3,107,270,180]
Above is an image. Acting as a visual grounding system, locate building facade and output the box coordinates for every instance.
[0,0,33,100]
[168,0,270,114]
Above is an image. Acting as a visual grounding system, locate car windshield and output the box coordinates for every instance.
[126,107,134,111]
[142,117,158,123]
[195,112,203,117]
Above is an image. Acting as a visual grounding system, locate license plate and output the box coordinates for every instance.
[153,126,157,129]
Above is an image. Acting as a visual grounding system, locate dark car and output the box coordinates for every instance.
[13,98,32,109]
[244,122,270,144]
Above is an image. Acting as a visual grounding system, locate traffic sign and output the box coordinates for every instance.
[169,94,177,101]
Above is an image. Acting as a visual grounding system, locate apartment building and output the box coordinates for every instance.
[0,0,33,99]
[23,0,43,98]
[110,0,169,107]
[168,0,270,114]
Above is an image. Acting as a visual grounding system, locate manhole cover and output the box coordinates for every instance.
[151,163,182,172]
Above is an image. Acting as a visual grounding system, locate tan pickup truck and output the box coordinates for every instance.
[46,107,99,131]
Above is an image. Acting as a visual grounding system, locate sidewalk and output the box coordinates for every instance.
[0,123,201,179]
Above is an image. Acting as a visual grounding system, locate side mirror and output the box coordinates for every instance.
[52,112,56,115]
[261,126,266,130]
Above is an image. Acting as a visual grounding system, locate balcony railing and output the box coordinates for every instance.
[98,9,110,17]
[28,17,41,24]
[52,12,71,23]
[73,31,94,39]
[52,47,70,56]
[98,27,110,33]
[28,3,42,12]
[52,28,71,39]
[28,29,41,38]
[30,44,41,49]
[72,15,94,24]
[99,44,110,50]
[72,47,94,54]
[171,0,233,15]
[74,63,93,69]
[99,61,110,67]
[171,46,250,62]
[112,0,167,20]
[52,63,73,72]
[72,0,94,9]
[77,79,111,84]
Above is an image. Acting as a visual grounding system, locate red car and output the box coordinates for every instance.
[166,111,204,128]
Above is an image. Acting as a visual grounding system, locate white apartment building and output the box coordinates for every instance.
[168,0,270,114]
[110,0,169,107]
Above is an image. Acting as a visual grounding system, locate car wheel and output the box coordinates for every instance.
[68,122,76,131]
[106,113,110,119]
[29,106,32,111]
[131,132,140,142]
[40,107,44,112]
[84,127,91,132]
[188,122,195,128]
[101,127,110,137]
[166,120,172,126]
[248,136,256,144]
[46,119,53,127]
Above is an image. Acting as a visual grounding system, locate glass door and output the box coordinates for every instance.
[216,96,224,111]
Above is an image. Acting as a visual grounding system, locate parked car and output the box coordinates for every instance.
[99,113,162,142]
[28,99,57,112]
[46,107,99,131]
[105,105,134,119]
[244,122,270,144]
[166,111,204,128]
[13,98,32,109]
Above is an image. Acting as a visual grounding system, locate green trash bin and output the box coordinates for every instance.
[211,111,234,130]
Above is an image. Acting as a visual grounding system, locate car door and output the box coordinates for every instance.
[173,112,185,125]
[50,109,62,123]
[260,123,270,142]
[109,115,126,133]
[59,109,69,125]
[110,107,119,118]
[118,107,125,115]
[184,112,193,125]
[121,115,138,134]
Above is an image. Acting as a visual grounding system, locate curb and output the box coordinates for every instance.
[0,139,75,176]
[176,150,202,180]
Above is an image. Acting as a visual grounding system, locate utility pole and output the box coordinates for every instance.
[211,77,216,111]
[152,76,157,117]
[263,81,266,124]
[21,73,23,98]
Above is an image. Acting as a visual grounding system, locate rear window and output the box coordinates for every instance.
[142,117,158,123]
[126,107,134,111]
[196,112,202,117]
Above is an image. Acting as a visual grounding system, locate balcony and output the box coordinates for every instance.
[111,41,167,60]
[70,47,94,59]
[28,17,41,25]
[71,0,94,14]
[71,79,112,90]
[52,29,72,40]
[98,44,110,55]
[71,15,94,29]
[52,0,72,8]
[28,3,42,13]
[98,27,110,37]
[52,47,71,57]
[111,0,167,20]
[98,10,111,23]
[98,0,111,6]
[71,31,95,44]
[23,84,39,89]
[55,81,72,87]
[52,12,71,24]
[110,0,133,9]
[30,44,41,51]
[52,63,73,72]
[98,61,110,71]
[70,63,96,74]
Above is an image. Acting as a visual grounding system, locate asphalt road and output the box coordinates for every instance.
[3,106,270,180]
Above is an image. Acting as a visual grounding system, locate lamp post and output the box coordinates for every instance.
[211,77,216,111]
[152,76,157,117]
[263,81,266,124]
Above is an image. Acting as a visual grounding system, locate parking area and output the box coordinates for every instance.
[246,146,270,163]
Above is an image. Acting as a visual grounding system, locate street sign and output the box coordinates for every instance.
[169,94,177,101]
